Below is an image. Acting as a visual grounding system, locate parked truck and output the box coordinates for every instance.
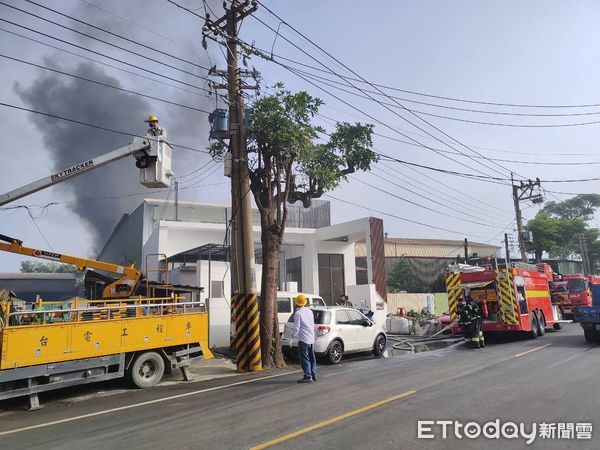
[0,234,213,409]
[572,278,600,343]
[561,274,600,316]
[445,262,564,339]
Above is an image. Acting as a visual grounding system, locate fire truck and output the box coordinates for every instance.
[446,262,564,338]
[561,274,600,314]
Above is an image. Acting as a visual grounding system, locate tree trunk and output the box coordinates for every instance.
[259,223,286,368]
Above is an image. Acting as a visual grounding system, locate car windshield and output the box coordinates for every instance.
[567,279,587,293]
[287,309,331,324]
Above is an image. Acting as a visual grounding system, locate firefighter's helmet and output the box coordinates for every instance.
[145,114,159,123]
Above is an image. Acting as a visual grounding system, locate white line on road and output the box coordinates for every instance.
[0,370,299,437]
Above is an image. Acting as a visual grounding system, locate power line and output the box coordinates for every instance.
[324,193,491,239]
[0,2,211,81]
[249,15,511,179]
[0,54,213,115]
[0,18,212,94]
[22,0,210,72]
[0,101,210,154]
[0,26,216,101]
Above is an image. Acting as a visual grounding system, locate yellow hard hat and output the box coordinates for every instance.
[294,294,307,307]
[145,114,159,122]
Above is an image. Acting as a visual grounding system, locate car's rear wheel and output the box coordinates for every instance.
[327,340,344,364]
[373,334,386,357]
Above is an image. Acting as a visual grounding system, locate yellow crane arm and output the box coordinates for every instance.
[0,234,142,299]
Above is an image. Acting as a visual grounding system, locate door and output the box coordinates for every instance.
[347,309,374,350]
[318,254,345,305]
[334,309,357,351]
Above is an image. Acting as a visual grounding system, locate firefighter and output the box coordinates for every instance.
[457,292,484,349]
[145,114,167,139]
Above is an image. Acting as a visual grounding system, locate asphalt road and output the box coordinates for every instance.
[0,324,597,450]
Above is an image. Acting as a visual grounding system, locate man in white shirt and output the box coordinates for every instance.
[293,294,317,383]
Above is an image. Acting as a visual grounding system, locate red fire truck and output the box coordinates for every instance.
[561,274,600,314]
[446,262,564,338]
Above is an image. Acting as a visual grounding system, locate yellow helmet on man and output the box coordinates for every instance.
[294,294,307,307]
[145,114,159,123]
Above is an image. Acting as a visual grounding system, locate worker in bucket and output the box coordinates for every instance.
[457,290,484,349]
[145,114,167,139]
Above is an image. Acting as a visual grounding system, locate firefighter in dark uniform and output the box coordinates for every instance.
[457,292,484,349]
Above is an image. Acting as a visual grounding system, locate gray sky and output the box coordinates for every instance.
[1,0,600,272]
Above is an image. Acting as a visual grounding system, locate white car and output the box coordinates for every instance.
[281,306,387,364]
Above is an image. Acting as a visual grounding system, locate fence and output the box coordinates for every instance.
[387,292,449,316]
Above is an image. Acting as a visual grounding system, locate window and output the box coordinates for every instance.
[309,297,326,307]
[318,254,345,305]
[277,297,292,313]
[313,310,331,325]
[347,310,366,326]
[567,279,587,293]
[335,310,351,325]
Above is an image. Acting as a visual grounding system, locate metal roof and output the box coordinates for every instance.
[355,238,500,259]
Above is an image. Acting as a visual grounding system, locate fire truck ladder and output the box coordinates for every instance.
[495,269,520,325]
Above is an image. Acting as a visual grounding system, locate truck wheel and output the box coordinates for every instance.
[372,334,386,357]
[327,340,344,364]
[553,308,563,330]
[528,313,539,339]
[537,312,546,336]
[584,329,600,344]
[128,351,165,388]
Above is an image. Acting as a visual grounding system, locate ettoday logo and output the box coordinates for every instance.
[417,420,592,444]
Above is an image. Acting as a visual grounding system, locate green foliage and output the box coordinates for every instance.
[388,258,428,293]
[525,194,600,269]
[406,308,437,320]
[20,261,84,288]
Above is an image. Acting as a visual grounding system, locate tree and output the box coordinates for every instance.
[20,261,84,289]
[525,194,600,265]
[210,85,377,367]
[388,258,423,293]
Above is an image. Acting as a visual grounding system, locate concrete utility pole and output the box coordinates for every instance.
[204,1,261,373]
[504,233,510,268]
[579,233,591,275]
[511,173,544,262]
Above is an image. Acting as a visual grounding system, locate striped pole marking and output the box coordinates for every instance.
[445,273,461,321]
[234,292,262,372]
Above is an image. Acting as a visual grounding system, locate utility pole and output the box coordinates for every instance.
[511,173,544,262]
[463,238,469,264]
[204,1,261,373]
[579,233,591,275]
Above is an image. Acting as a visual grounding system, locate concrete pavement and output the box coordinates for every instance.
[0,324,597,449]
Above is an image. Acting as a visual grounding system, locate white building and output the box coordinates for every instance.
[99,199,388,308]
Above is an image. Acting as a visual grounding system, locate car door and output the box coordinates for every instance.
[347,309,373,350]
[334,309,357,351]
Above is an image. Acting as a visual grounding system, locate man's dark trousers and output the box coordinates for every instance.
[298,341,317,380]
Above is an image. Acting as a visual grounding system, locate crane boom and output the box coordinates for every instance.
[0,137,153,207]
[0,234,142,299]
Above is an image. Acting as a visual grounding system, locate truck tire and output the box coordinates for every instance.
[553,307,563,330]
[584,329,600,344]
[537,311,546,336]
[128,351,165,388]
[528,313,539,339]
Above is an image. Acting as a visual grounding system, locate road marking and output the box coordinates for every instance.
[0,371,299,437]
[515,343,552,358]
[250,389,417,450]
